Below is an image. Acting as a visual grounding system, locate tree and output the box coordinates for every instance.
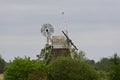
[28,70,47,80]
[4,57,48,80]
[87,59,96,67]
[48,57,99,80]
[28,61,48,80]
[0,55,6,73]
[109,53,120,80]
[96,58,111,72]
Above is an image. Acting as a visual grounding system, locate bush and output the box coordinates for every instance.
[28,61,48,80]
[48,57,99,80]
[109,54,120,80]
[4,57,47,80]
[97,71,109,80]
[4,57,35,80]
[28,71,47,80]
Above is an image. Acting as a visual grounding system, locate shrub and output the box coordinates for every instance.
[28,71,47,80]
[4,57,47,80]
[48,57,99,80]
[109,54,120,80]
[4,57,35,80]
[28,61,48,80]
[97,70,109,80]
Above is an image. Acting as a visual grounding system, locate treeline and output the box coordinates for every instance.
[0,53,120,80]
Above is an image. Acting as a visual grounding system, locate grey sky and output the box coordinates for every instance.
[0,0,120,62]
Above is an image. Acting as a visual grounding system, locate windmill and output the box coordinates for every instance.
[40,22,78,64]
[41,23,54,46]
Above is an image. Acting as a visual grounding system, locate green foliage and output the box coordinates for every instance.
[87,59,96,67]
[109,53,120,80]
[96,58,111,72]
[4,57,34,80]
[4,57,48,80]
[48,57,99,80]
[28,60,48,80]
[28,71,47,80]
[97,70,109,80]
[0,55,6,73]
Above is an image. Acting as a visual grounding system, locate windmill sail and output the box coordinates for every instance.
[62,30,78,50]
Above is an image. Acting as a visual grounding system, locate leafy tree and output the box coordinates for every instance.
[28,61,48,80]
[87,59,96,67]
[109,53,120,80]
[0,55,6,73]
[4,57,48,80]
[96,58,111,72]
[97,70,109,80]
[87,59,109,80]
[4,57,34,80]
[48,57,99,80]
[28,71,47,80]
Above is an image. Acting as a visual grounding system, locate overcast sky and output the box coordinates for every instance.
[0,0,120,62]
